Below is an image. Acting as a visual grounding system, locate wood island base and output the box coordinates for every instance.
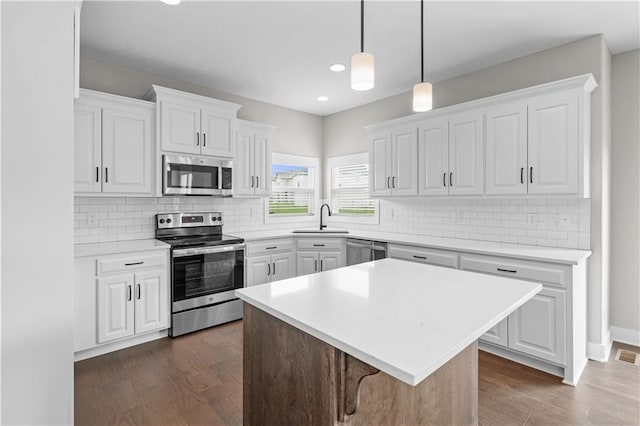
[243,304,478,425]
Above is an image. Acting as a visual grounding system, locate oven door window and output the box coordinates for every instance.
[173,250,244,301]
[166,163,219,190]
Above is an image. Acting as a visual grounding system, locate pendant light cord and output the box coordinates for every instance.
[361,0,365,53]
[420,0,424,83]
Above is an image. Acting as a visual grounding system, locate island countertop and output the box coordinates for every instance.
[236,258,541,386]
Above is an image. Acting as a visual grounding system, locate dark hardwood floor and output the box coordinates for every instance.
[75,321,640,425]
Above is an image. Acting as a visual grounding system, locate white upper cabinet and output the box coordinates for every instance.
[74,103,102,193]
[527,93,579,195]
[418,118,449,196]
[369,73,596,198]
[147,85,241,158]
[485,102,528,195]
[235,120,274,197]
[448,110,484,195]
[74,89,154,196]
[369,125,418,197]
[417,111,483,196]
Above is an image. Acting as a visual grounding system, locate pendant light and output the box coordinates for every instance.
[351,0,374,91]
[413,0,432,112]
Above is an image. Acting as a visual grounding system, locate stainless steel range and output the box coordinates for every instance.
[156,212,245,337]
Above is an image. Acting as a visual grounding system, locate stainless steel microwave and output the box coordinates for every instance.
[163,154,233,196]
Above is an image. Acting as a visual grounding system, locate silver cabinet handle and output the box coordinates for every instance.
[443,172,447,187]
[272,262,276,276]
[127,285,132,301]
[449,172,453,187]
[413,255,427,260]
[125,261,144,266]
[250,176,254,188]
[530,167,533,184]
[387,176,391,189]
[96,166,100,183]
[497,268,517,274]
[105,167,109,183]
[196,132,200,146]
[267,263,271,276]
[314,259,318,272]
[313,244,325,247]
[256,176,259,188]
[320,260,324,271]
[203,133,206,147]
[136,283,141,300]
[392,176,396,188]
[521,167,524,184]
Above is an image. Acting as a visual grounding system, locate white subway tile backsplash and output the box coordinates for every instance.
[74,196,591,250]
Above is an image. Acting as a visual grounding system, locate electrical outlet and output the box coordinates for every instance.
[557,214,570,229]
[527,213,537,227]
[88,214,98,226]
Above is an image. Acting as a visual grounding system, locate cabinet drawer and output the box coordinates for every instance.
[296,239,342,251]
[459,254,568,287]
[247,239,294,255]
[388,244,458,268]
[97,252,166,275]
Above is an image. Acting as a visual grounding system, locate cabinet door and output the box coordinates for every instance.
[418,118,449,196]
[370,131,392,196]
[391,126,418,196]
[201,108,233,157]
[271,252,295,282]
[485,103,527,195]
[160,101,200,154]
[134,269,168,334]
[101,107,152,194]
[527,94,578,194]
[319,252,342,272]
[253,130,271,197]
[235,128,256,196]
[449,111,484,195]
[74,103,102,193]
[508,287,566,364]
[246,255,271,286]
[97,275,134,343]
[296,252,318,276]
[480,319,508,347]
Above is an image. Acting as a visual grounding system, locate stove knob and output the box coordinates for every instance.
[159,219,165,224]
[217,216,222,221]
[166,218,172,224]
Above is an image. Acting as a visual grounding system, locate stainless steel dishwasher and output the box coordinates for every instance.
[346,238,388,266]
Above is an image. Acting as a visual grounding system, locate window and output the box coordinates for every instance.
[267,153,319,222]
[326,153,379,224]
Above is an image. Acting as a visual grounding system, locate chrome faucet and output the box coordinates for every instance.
[320,203,332,230]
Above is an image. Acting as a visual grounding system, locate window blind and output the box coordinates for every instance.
[331,163,375,216]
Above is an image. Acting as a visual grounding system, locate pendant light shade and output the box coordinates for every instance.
[413,82,432,112]
[351,0,374,91]
[413,0,432,112]
[351,52,375,91]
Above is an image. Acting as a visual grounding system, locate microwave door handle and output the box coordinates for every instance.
[219,166,223,190]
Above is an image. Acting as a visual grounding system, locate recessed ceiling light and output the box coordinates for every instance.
[161,0,180,5]
[317,96,329,102]
[329,63,346,72]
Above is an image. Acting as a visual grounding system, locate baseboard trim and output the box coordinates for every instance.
[587,330,613,362]
[611,326,640,347]
[74,329,169,362]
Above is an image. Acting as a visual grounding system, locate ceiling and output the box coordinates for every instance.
[80,1,639,116]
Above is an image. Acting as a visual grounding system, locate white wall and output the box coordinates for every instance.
[323,35,612,358]
[610,49,640,344]
[1,2,75,423]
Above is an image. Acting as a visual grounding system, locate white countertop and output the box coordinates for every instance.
[74,239,170,257]
[235,229,591,265]
[236,258,541,386]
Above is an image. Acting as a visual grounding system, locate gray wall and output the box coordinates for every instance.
[611,49,640,337]
[1,2,75,423]
[323,35,613,355]
[80,57,323,159]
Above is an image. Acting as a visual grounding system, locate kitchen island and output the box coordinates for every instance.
[236,258,541,425]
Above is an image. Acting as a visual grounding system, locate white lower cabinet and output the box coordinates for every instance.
[75,249,169,357]
[460,253,568,363]
[295,238,345,277]
[246,239,295,286]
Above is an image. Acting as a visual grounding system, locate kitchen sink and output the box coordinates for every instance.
[292,229,349,234]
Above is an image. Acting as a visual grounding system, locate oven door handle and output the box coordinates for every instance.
[172,243,245,257]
